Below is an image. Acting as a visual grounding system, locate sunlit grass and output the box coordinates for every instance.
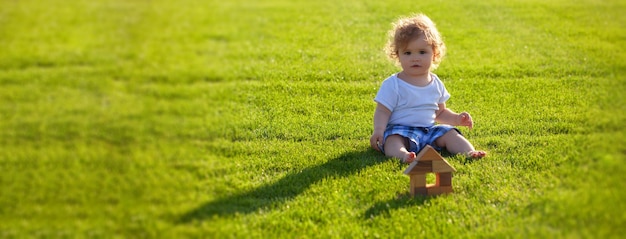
[0,0,625,238]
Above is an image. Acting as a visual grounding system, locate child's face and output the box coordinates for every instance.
[397,35,434,77]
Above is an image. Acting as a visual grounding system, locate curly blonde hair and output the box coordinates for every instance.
[385,14,446,69]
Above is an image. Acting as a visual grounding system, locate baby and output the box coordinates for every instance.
[369,14,486,163]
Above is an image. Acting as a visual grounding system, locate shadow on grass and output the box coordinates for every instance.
[178,149,389,223]
[363,193,432,219]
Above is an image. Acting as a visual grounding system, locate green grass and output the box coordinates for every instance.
[1,0,625,238]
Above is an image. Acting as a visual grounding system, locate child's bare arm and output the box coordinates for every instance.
[435,103,474,129]
[370,103,391,151]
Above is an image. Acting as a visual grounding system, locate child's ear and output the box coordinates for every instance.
[432,48,439,60]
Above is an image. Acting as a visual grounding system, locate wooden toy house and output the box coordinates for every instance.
[403,145,456,196]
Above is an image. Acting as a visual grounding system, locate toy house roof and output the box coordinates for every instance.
[403,145,456,175]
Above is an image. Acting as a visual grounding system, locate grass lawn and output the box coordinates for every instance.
[1,0,625,238]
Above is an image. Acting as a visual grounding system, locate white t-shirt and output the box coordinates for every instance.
[374,73,450,127]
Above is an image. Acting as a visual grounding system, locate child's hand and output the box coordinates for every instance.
[370,132,384,151]
[458,112,474,130]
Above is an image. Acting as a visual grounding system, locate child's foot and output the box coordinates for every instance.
[465,151,486,159]
[403,152,417,163]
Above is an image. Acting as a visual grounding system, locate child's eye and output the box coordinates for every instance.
[403,52,411,55]
[419,51,427,54]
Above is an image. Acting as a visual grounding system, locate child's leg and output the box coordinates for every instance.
[383,135,416,163]
[435,130,486,159]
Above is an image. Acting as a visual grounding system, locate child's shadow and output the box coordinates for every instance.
[178,149,389,223]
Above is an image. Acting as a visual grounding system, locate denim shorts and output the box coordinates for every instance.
[382,124,460,153]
